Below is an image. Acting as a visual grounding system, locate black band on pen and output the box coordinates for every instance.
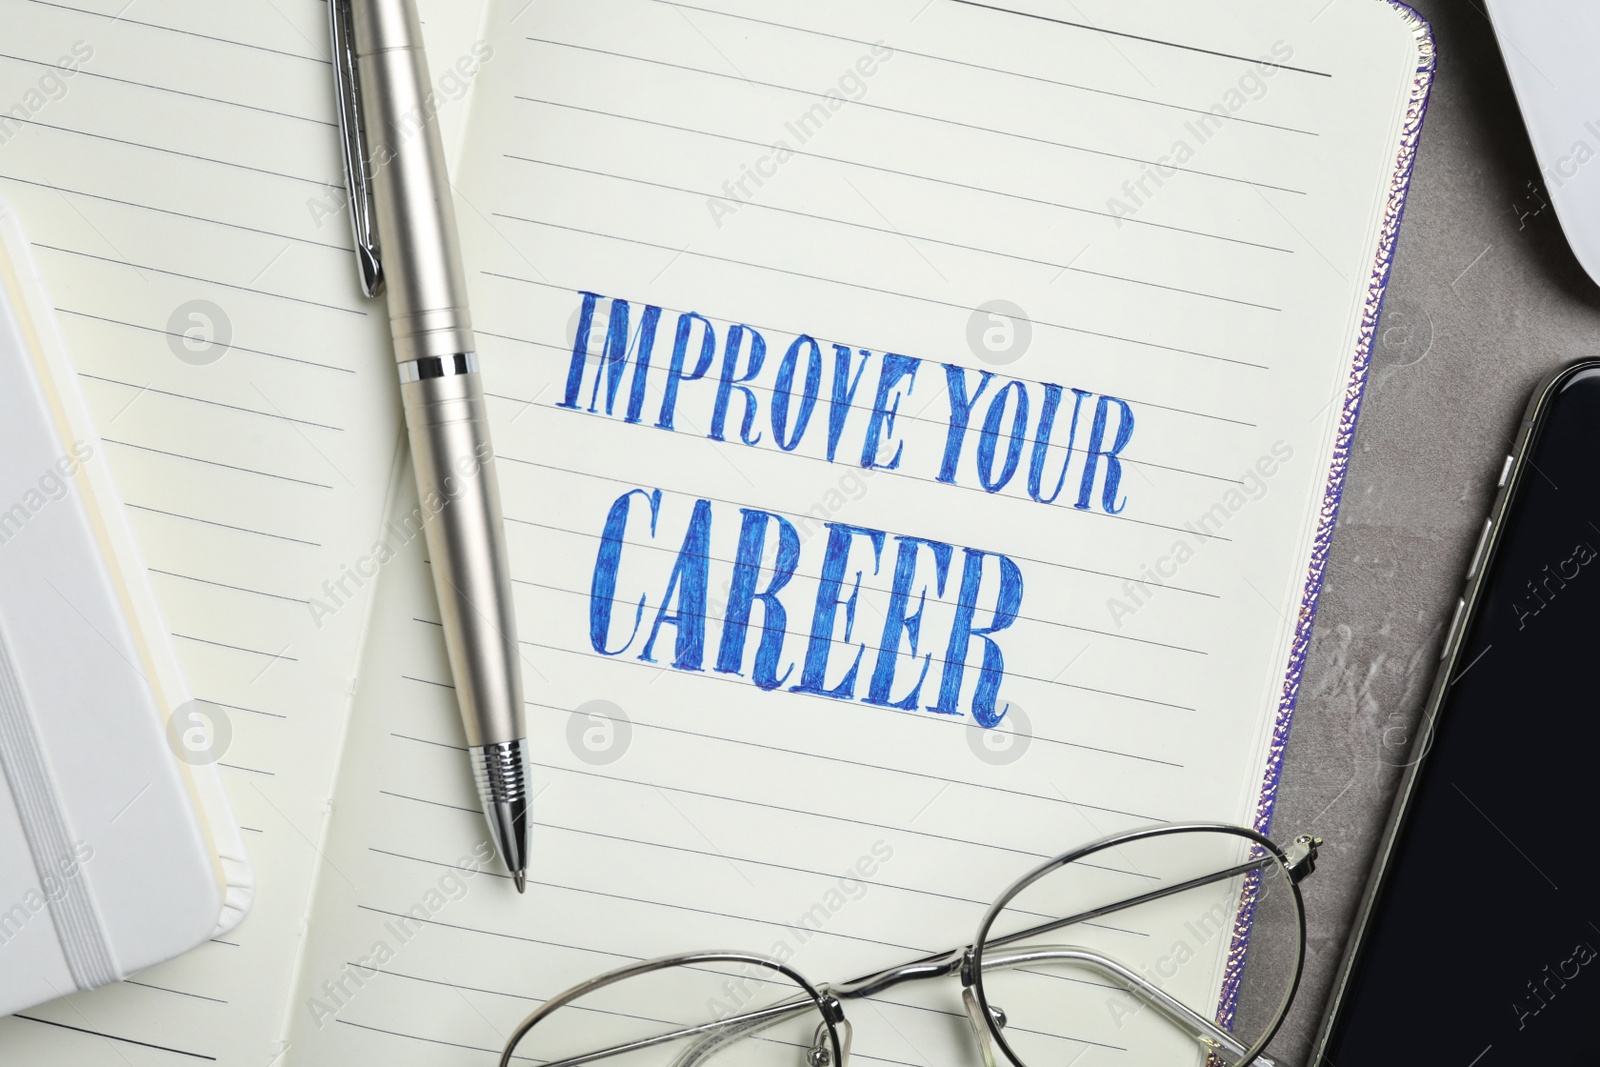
[398,353,478,383]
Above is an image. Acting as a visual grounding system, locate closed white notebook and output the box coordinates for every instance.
[0,200,251,1020]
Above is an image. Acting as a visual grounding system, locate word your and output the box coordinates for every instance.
[1104,441,1293,627]
[1511,541,1597,629]
[1512,941,1596,1030]
[308,439,494,627]
[0,441,95,547]
[306,841,495,1028]
[1105,40,1295,225]
[707,43,894,228]
[0,841,94,946]
[562,292,1136,514]
[0,41,93,146]
[590,492,1022,727]
[307,41,494,229]
[710,840,895,1021]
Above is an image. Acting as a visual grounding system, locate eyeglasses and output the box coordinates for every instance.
[497,823,1321,1067]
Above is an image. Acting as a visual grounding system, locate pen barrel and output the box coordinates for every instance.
[401,369,524,748]
[353,0,473,362]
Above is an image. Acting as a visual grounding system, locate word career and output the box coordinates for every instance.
[560,292,1138,515]
[589,491,1024,727]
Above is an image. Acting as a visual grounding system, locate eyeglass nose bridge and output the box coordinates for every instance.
[960,984,1003,1067]
[957,947,1011,1067]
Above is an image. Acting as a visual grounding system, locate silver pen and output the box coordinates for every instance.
[329,0,530,892]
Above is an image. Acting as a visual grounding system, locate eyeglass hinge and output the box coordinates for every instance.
[1284,834,1323,884]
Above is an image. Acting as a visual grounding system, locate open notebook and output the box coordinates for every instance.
[0,0,1432,1064]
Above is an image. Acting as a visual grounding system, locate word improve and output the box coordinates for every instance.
[562,291,1143,728]
[562,292,1137,513]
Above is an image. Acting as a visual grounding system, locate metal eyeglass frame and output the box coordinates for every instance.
[498,823,1322,1067]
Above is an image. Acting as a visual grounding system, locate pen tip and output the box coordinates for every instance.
[513,870,527,894]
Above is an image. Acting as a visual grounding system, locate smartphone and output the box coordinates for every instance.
[1312,360,1600,1064]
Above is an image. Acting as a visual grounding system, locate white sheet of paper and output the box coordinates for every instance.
[0,0,482,1060]
[276,1,1426,1064]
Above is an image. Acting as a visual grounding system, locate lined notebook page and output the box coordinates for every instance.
[0,1,429,1062]
[286,0,1423,1064]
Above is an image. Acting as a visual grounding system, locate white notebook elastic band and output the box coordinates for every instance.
[0,617,117,991]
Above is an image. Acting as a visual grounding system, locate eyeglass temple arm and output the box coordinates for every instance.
[981,945,1279,1067]
[830,842,1312,1003]
[516,997,816,1067]
[986,850,1296,954]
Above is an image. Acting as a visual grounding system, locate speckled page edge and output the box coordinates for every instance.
[1216,0,1437,1034]
[1253,0,1437,841]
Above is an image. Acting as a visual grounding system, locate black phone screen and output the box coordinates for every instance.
[1317,366,1600,1065]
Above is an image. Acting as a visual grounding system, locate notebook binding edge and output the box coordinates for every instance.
[1214,0,1438,1035]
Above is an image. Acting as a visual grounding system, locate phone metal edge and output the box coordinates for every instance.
[1307,357,1600,1064]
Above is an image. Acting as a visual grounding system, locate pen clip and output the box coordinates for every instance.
[329,0,383,298]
